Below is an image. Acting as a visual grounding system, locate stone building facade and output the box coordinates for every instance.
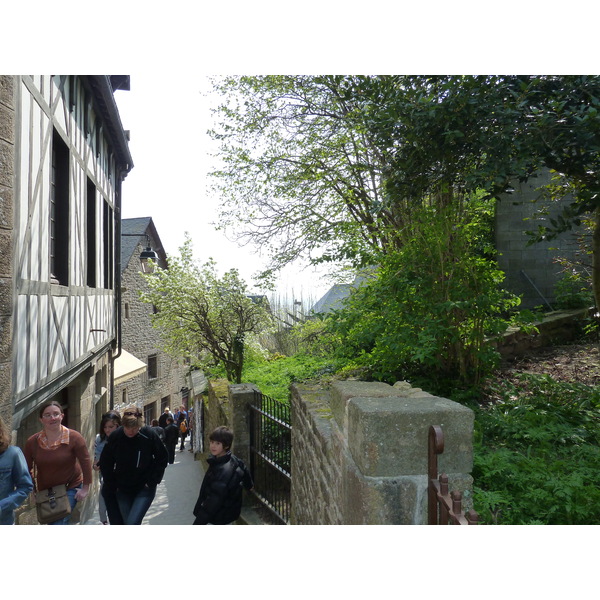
[114,217,188,425]
[0,76,16,432]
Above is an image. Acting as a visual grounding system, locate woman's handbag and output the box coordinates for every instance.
[32,434,71,524]
[35,484,71,524]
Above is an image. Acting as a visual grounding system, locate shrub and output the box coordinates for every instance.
[471,373,600,524]
[328,203,520,387]
[554,269,593,309]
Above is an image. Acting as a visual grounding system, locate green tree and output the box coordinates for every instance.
[208,76,405,278]
[140,236,273,383]
[358,75,600,307]
[210,76,600,285]
[328,198,520,387]
[209,76,541,277]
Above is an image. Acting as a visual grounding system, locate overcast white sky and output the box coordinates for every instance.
[11,2,598,308]
[103,6,599,306]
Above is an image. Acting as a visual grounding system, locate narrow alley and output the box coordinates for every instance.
[85,445,205,525]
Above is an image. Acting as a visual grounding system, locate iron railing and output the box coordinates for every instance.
[428,425,479,525]
[248,390,291,524]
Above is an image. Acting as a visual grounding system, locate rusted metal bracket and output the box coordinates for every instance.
[428,424,479,525]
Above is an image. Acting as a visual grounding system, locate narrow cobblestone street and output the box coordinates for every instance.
[85,442,204,525]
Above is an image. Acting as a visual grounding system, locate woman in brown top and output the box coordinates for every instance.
[24,401,93,525]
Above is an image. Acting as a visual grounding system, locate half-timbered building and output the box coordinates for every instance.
[0,75,133,523]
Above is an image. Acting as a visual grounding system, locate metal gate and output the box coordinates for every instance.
[428,425,479,525]
[248,390,291,524]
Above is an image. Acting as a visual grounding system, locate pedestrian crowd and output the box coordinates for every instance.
[0,402,253,526]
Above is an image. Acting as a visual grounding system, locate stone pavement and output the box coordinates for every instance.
[143,443,205,525]
[84,442,205,525]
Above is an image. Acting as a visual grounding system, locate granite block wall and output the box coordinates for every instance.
[290,380,475,525]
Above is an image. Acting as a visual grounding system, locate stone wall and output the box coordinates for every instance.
[203,378,231,451]
[494,307,592,358]
[291,380,474,525]
[201,380,253,467]
[202,378,474,525]
[0,76,14,431]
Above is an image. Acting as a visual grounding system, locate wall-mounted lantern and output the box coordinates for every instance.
[139,244,158,273]
[122,233,159,273]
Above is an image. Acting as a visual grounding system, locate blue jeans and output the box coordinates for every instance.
[116,485,156,525]
[47,485,79,525]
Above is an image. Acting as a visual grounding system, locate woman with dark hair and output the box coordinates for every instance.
[0,418,33,525]
[99,405,168,525]
[94,411,122,524]
[150,419,166,444]
[24,401,93,525]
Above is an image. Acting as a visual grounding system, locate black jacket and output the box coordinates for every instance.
[99,426,168,493]
[151,426,166,444]
[158,413,171,428]
[164,423,180,447]
[193,451,253,525]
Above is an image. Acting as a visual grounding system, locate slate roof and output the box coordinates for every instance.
[311,283,354,314]
[121,217,167,273]
[310,268,376,315]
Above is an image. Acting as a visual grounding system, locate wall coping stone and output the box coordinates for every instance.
[329,380,474,478]
[347,393,474,477]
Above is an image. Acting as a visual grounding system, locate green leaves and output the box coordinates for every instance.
[242,353,340,402]
[472,373,600,524]
[326,199,519,387]
[140,235,273,383]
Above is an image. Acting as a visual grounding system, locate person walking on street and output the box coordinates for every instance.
[0,418,33,525]
[150,419,166,445]
[99,405,168,525]
[93,411,121,524]
[174,405,187,423]
[158,407,173,429]
[24,401,93,525]
[164,417,179,464]
[176,405,188,452]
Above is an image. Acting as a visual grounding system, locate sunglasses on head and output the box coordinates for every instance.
[123,411,142,417]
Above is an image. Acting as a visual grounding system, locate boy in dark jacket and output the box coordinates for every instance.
[193,426,253,525]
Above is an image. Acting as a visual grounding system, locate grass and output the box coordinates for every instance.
[242,354,338,401]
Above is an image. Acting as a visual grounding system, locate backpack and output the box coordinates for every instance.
[179,420,188,434]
